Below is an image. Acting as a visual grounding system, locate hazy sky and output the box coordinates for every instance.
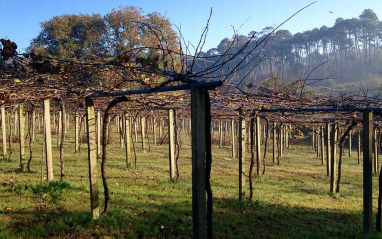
[1,0,381,53]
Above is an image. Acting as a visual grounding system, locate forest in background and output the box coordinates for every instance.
[198,9,382,95]
[26,7,382,96]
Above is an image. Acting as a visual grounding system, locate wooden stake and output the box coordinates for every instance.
[363,111,373,234]
[330,123,337,192]
[1,105,6,158]
[374,128,379,174]
[358,130,361,165]
[219,121,223,148]
[190,88,208,239]
[168,109,176,181]
[57,111,62,147]
[85,98,99,220]
[43,99,53,181]
[255,116,261,176]
[97,111,101,157]
[75,112,79,153]
[231,119,236,158]
[141,116,146,152]
[31,109,36,142]
[326,122,331,176]
[125,113,131,168]
[19,103,25,172]
[321,126,325,165]
[153,117,157,145]
[238,109,246,200]
[349,130,352,157]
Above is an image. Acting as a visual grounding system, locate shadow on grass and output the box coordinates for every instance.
[2,195,381,238]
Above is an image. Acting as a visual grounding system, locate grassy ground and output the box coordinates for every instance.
[0,126,381,238]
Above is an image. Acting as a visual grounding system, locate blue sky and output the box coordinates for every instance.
[1,0,381,53]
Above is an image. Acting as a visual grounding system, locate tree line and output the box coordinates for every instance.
[198,9,382,94]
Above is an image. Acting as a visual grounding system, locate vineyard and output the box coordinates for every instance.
[1,3,382,239]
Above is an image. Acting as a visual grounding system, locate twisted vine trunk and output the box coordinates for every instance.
[27,107,34,171]
[101,96,129,216]
[336,121,357,193]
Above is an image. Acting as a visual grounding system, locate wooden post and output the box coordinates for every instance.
[57,111,62,147]
[97,111,101,157]
[75,112,79,153]
[124,113,131,168]
[238,109,246,200]
[231,119,236,158]
[363,111,373,234]
[312,126,315,149]
[168,109,176,181]
[53,113,56,133]
[43,99,53,181]
[320,126,324,165]
[1,105,6,159]
[326,122,331,176]
[134,120,138,143]
[158,118,162,140]
[153,117,157,145]
[31,109,36,142]
[85,98,99,220]
[256,116,261,176]
[317,127,320,158]
[219,121,223,148]
[374,128,378,174]
[19,103,25,172]
[141,116,146,152]
[279,125,283,159]
[330,123,337,192]
[119,115,124,148]
[349,130,352,157]
[272,121,277,164]
[191,88,208,239]
[358,130,361,165]
[37,112,41,133]
[13,108,17,136]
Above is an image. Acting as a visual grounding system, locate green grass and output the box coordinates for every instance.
[0,126,381,238]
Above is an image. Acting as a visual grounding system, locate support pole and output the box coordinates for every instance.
[31,109,36,142]
[330,123,337,192]
[19,103,25,172]
[141,116,146,152]
[75,112,79,153]
[43,99,53,181]
[358,130,361,165]
[231,119,236,158]
[320,126,324,165]
[219,121,223,148]
[168,109,176,181]
[1,105,6,159]
[97,111,101,157]
[374,128,378,174]
[125,113,131,168]
[153,117,157,145]
[191,88,209,239]
[238,109,246,200]
[85,98,99,220]
[255,116,261,176]
[273,121,276,164]
[57,111,62,147]
[363,111,372,234]
[349,130,352,157]
[326,122,331,176]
